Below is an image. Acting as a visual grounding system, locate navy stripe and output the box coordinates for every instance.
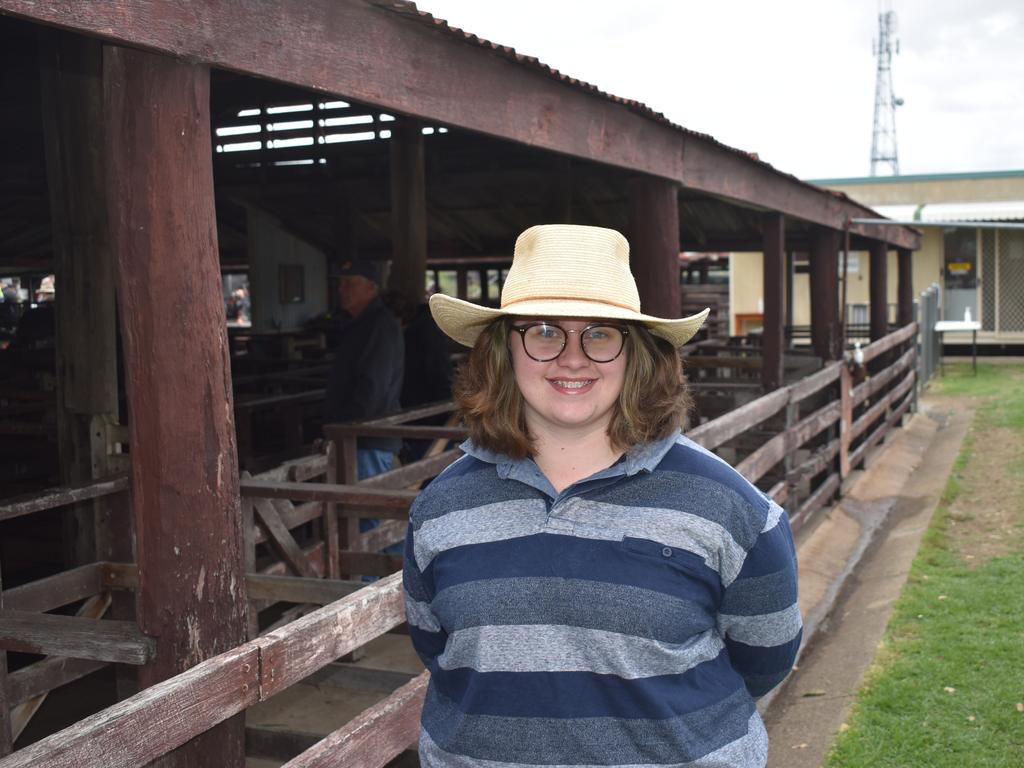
[423,683,756,765]
[411,460,544,527]
[593,468,763,550]
[431,652,743,720]
[408,624,447,669]
[432,576,714,644]
[659,442,769,513]
[720,568,798,615]
[427,533,721,605]
[726,633,803,697]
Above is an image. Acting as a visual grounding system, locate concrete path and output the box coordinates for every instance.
[763,396,973,767]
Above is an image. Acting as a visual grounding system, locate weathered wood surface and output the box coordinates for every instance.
[0,476,129,522]
[850,368,916,442]
[809,227,842,360]
[849,374,916,470]
[253,499,318,578]
[839,364,853,477]
[859,322,916,364]
[629,175,680,319]
[282,671,429,768]
[241,480,418,511]
[255,572,405,700]
[0,645,260,768]
[324,440,341,579]
[2,564,102,612]
[7,656,108,708]
[787,439,840,486]
[851,346,915,407]
[735,401,841,484]
[689,388,789,451]
[787,361,841,404]
[0,0,919,248]
[791,472,841,530]
[252,501,322,545]
[761,212,785,392]
[897,249,914,328]
[390,116,428,307]
[357,449,462,490]
[869,242,889,342]
[356,520,408,554]
[0,610,154,665]
[245,575,363,606]
[362,401,454,426]
[0,571,11,755]
[105,45,248,766]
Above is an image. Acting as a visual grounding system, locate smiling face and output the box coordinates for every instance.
[509,317,628,442]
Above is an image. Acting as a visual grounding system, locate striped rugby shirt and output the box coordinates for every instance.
[403,430,802,767]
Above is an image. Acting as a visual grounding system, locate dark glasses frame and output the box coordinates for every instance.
[510,321,630,363]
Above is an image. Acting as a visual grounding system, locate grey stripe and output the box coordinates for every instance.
[434,577,713,643]
[405,593,441,632]
[718,603,803,647]
[421,684,757,765]
[762,499,784,533]
[544,499,746,585]
[420,712,767,767]
[437,624,724,679]
[414,499,547,569]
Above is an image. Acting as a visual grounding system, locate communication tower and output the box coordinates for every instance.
[870,6,904,176]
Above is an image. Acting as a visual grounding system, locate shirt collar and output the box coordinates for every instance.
[460,428,681,487]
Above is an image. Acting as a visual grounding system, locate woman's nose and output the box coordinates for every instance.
[557,331,589,367]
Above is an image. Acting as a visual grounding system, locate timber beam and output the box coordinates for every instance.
[0,610,155,665]
[0,0,919,249]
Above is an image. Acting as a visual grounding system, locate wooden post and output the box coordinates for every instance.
[628,175,680,319]
[897,247,914,328]
[0,566,12,756]
[839,364,853,478]
[762,213,786,391]
[809,227,841,360]
[869,241,889,342]
[784,250,795,347]
[38,29,120,568]
[105,46,247,767]
[389,117,427,307]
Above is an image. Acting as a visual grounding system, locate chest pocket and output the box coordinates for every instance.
[619,536,723,610]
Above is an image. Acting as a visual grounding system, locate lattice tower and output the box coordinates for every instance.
[870,7,903,176]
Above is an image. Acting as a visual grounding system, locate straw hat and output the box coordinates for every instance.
[429,224,709,348]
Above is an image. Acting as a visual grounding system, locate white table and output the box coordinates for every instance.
[934,320,982,373]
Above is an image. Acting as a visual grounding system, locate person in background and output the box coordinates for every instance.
[324,258,404,479]
[382,289,454,462]
[403,224,801,767]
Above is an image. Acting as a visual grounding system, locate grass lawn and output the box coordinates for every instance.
[825,363,1024,767]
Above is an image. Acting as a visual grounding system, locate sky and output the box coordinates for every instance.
[417,0,1024,180]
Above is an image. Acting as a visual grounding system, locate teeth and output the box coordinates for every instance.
[554,380,593,389]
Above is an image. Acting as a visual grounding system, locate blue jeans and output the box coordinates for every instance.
[355,450,403,556]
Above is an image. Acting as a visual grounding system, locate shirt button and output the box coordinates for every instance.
[662,547,672,557]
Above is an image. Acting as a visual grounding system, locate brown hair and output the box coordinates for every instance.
[453,317,691,459]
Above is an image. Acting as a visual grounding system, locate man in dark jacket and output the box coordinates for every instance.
[325,259,404,479]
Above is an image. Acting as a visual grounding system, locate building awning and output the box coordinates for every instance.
[874,201,1024,223]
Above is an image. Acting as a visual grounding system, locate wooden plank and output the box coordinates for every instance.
[761,213,785,391]
[688,388,789,451]
[0,610,154,665]
[791,472,840,531]
[0,644,260,768]
[253,500,318,579]
[850,368,915,442]
[105,45,248,767]
[0,568,11,755]
[2,563,103,612]
[859,322,917,364]
[787,361,841,404]
[253,502,324,545]
[356,520,408,554]
[787,439,840,486]
[362,401,454,426]
[849,372,915,469]
[255,572,406,699]
[7,656,109,708]
[9,594,110,742]
[261,544,326,580]
[241,480,418,510]
[357,448,462,490]
[324,441,340,579]
[839,364,853,478]
[245,575,363,606]
[736,401,840,484]
[851,346,915,407]
[282,671,428,768]
[0,476,129,523]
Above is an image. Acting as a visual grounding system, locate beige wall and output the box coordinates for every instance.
[818,174,1024,206]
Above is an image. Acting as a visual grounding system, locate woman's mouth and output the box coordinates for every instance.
[548,378,596,394]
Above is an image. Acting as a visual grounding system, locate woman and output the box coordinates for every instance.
[403,224,801,767]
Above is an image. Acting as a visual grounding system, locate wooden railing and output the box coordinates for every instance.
[0,323,920,766]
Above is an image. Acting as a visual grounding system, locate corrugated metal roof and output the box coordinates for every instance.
[374,1,872,212]
[873,201,1024,223]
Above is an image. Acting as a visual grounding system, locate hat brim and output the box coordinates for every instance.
[429,293,710,349]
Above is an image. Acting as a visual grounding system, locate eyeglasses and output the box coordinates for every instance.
[511,322,629,363]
